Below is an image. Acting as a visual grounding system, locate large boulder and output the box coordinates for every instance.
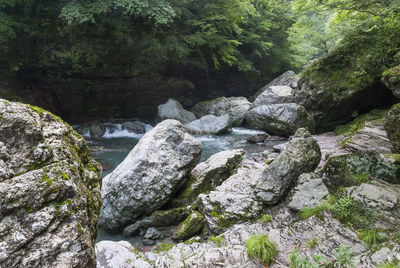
[184,114,231,135]
[99,120,202,231]
[250,70,299,101]
[382,65,400,99]
[157,98,196,123]
[191,97,251,126]
[252,86,294,107]
[245,103,315,136]
[0,99,102,267]
[384,103,400,150]
[255,128,321,204]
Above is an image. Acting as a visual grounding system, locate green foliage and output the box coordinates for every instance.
[306,238,319,249]
[155,243,174,253]
[358,229,386,248]
[259,214,272,224]
[246,234,278,265]
[209,235,225,247]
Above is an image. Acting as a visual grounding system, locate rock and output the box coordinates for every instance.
[172,149,244,206]
[172,212,204,241]
[384,103,400,150]
[382,65,400,99]
[252,86,294,107]
[312,133,350,170]
[99,119,202,231]
[0,99,102,267]
[123,207,190,237]
[191,97,251,126]
[320,151,400,189]
[343,121,395,153]
[245,103,315,136]
[157,98,196,123]
[89,120,106,138]
[247,133,270,143]
[199,159,266,233]
[121,121,146,134]
[143,227,163,246]
[96,240,151,268]
[287,173,329,211]
[255,128,321,205]
[250,71,299,101]
[347,180,400,210]
[184,114,231,135]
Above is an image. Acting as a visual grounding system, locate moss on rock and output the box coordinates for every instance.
[172,211,204,241]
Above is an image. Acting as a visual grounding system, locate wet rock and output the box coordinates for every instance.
[250,71,299,101]
[172,212,204,241]
[384,103,400,150]
[121,121,147,134]
[191,96,251,126]
[90,120,106,138]
[287,173,329,211]
[0,99,102,268]
[157,98,196,123]
[99,119,202,231]
[184,114,231,135]
[143,227,163,246]
[245,103,315,136]
[96,240,151,268]
[255,128,321,205]
[252,85,294,107]
[247,133,269,143]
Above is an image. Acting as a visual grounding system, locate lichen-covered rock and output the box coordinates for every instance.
[99,120,202,231]
[245,103,315,136]
[320,151,400,189]
[191,97,251,126]
[255,128,321,205]
[252,86,294,107]
[250,71,298,101]
[96,240,151,268]
[184,114,231,135]
[172,212,204,241]
[0,99,102,267]
[384,103,400,150]
[157,98,196,123]
[172,149,244,206]
[287,173,329,211]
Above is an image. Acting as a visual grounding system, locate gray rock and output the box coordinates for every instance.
[96,240,152,268]
[247,133,269,143]
[157,98,196,123]
[382,66,400,99]
[245,103,315,136]
[384,103,400,151]
[250,71,299,101]
[252,85,294,107]
[0,99,101,268]
[191,97,251,126]
[90,121,106,138]
[143,227,163,246]
[287,173,329,211]
[99,119,202,231]
[172,212,204,241]
[255,128,321,205]
[172,149,244,206]
[121,121,146,134]
[184,114,231,135]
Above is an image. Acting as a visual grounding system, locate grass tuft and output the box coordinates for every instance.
[246,234,278,265]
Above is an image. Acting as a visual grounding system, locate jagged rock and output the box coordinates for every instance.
[343,121,395,153]
[355,244,400,267]
[172,212,204,241]
[252,86,294,107]
[172,149,244,206]
[157,98,196,123]
[384,103,400,150]
[143,227,163,246]
[121,121,147,134]
[90,120,106,138]
[96,240,151,268]
[199,159,266,234]
[313,133,348,169]
[382,65,400,99]
[320,151,400,189]
[247,133,270,143]
[255,128,321,205]
[245,103,315,136]
[250,71,299,101]
[0,99,101,267]
[191,97,251,126]
[99,120,202,231]
[287,173,329,211]
[184,114,231,135]
[347,180,400,210]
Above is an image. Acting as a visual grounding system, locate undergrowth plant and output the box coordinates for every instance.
[246,234,278,265]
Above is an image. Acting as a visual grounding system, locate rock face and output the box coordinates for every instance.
[245,103,315,136]
[157,98,196,123]
[255,128,321,204]
[384,103,400,150]
[191,96,251,126]
[252,86,294,107]
[172,149,244,206]
[287,173,329,211]
[0,99,102,267]
[184,114,231,135]
[99,120,202,231]
[250,71,298,101]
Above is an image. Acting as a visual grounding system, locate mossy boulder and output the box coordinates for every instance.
[172,211,204,241]
[384,103,400,151]
[382,65,400,99]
